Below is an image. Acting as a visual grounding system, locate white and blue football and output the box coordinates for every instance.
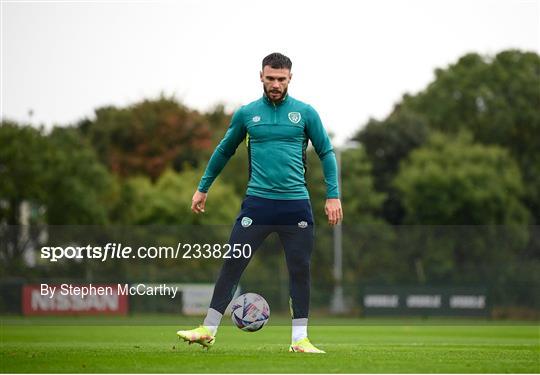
[230,293,270,332]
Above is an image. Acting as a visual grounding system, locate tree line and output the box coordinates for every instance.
[1,50,539,309]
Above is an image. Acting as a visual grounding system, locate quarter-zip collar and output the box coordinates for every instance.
[263,92,289,106]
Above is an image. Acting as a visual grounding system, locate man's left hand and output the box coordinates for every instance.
[325,198,343,226]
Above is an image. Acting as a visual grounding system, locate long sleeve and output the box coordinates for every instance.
[198,107,247,193]
[305,105,339,199]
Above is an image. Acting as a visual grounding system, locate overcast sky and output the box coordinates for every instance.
[1,0,539,145]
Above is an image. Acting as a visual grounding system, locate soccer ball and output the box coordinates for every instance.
[230,293,270,332]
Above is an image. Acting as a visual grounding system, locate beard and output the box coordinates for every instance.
[264,86,288,102]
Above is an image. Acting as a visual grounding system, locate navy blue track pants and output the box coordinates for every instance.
[209,195,314,319]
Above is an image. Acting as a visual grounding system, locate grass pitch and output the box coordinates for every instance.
[1,315,538,373]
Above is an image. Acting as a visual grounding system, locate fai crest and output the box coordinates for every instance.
[298,221,308,228]
[288,112,301,124]
[241,217,253,228]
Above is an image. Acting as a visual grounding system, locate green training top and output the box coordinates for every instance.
[198,94,339,200]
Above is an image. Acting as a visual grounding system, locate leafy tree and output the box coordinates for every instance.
[116,167,240,225]
[0,122,48,225]
[0,122,49,272]
[394,132,529,282]
[0,122,114,274]
[339,148,386,223]
[306,146,388,286]
[105,167,242,282]
[205,104,235,144]
[353,110,430,224]
[80,96,214,181]
[394,132,528,225]
[400,50,540,222]
[44,127,113,224]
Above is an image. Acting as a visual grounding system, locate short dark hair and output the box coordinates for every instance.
[262,52,292,70]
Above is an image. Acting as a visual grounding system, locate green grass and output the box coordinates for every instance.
[1,315,539,373]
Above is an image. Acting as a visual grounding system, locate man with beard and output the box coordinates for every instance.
[177,52,342,353]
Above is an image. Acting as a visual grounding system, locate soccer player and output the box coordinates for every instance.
[177,52,343,353]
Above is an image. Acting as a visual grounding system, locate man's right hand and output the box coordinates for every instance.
[191,190,207,214]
